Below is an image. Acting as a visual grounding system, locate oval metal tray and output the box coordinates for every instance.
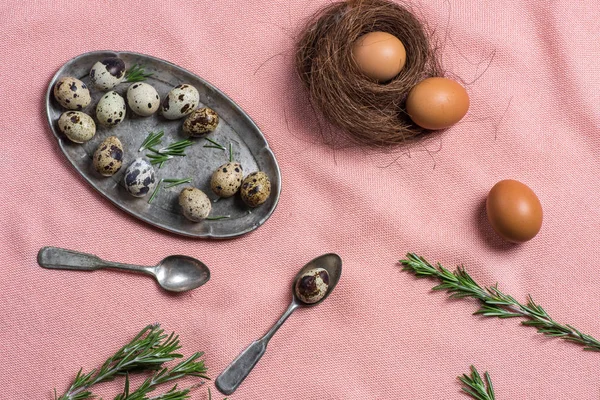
[46,51,280,239]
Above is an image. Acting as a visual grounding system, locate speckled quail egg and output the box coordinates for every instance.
[183,107,219,137]
[57,111,96,143]
[211,162,243,198]
[295,267,330,304]
[179,187,212,222]
[127,82,160,116]
[96,91,126,127]
[161,84,199,120]
[240,171,271,207]
[93,136,124,177]
[53,77,91,110]
[89,57,126,91]
[123,158,156,197]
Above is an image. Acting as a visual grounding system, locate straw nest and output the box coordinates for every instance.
[295,0,443,147]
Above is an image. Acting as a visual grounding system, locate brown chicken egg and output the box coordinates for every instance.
[486,179,543,243]
[405,77,469,130]
[352,31,406,82]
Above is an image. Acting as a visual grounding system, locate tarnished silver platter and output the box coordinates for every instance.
[46,51,280,239]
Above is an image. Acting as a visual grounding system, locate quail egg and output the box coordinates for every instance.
[179,187,212,222]
[240,171,271,207]
[53,77,91,110]
[96,91,126,127]
[210,162,243,198]
[127,82,160,116]
[161,84,199,120]
[89,57,126,91]
[93,136,124,177]
[57,111,96,143]
[295,268,330,304]
[183,107,219,137]
[123,158,156,197]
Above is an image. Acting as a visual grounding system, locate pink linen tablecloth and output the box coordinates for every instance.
[1,0,599,398]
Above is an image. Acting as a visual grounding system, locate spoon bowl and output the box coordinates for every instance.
[154,255,211,292]
[291,253,342,307]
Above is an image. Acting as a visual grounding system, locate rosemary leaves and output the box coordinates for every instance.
[459,366,495,400]
[55,324,208,400]
[401,253,600,352]
[125,64,153,83]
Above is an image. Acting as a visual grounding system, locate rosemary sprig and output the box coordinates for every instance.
[157,140,193,156]
[203,138,226,151]
[113,352,208,400]
[459,366,495,400]
[148,178,192,204]
[126,64,153,82]
[401,253,600,352]
[206,215,231,221]
[147,140,194,168]
[139,131,164,152]
[164,178,192,188]
[148,180,164,204]
[56,324,202,400]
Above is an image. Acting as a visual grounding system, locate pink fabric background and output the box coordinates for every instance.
[1,0,599,398]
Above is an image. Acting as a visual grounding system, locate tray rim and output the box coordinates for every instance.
[45,50,281,239]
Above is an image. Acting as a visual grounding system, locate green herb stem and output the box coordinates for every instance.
[148,178,192,204]
[126,64,153,83]
[139,131,164,152]
[459,366,495,400]
[204,138,226,151]
[57,324,194,400]
[206,215,231,221]
[401,253,600,352]
[228,143,233,162]
[148,179,164,204]
[113,353,208,400]
[146,140,194,167]
[158,140,193,155]
[164,178,192,188]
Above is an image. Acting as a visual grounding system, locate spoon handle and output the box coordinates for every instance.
[37,246,151,274]
[38,246,107,271]
[215,339,267,395]
[216,301,299,395]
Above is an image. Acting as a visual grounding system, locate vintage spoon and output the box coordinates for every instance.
[215,253,342,395]
[37,246,210,292]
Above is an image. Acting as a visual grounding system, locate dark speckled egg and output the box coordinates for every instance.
[93,136,123,177]
[179,187,212,222]
[161,84,199,120]
[183,107,219,137]
[295,267,330,304]
[96,91,126,127]
[58,111,95,143]
[89,57,126,90]
[123,158,156,197]
[240,171,271,207]
[211,162,243,198]
[53,77,91,110]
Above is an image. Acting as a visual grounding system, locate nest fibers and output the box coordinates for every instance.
[295,0,443,147]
